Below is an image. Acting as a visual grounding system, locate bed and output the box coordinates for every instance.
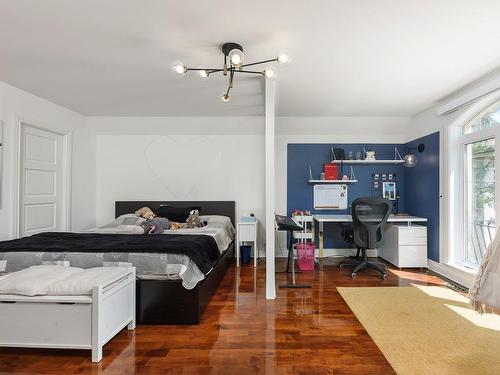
[0,201,235,325]
[115,200,236,324]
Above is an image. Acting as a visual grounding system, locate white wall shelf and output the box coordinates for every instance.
[308,179,357,184]
[330,160,404,165]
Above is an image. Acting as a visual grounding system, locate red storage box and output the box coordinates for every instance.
[323,163,339,180]
[296,242,315,271]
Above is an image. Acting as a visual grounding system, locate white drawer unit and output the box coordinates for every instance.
[378,224,428,268]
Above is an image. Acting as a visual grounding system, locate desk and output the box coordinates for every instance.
[313,214,427,259]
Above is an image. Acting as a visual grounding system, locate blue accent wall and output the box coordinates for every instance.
[287,143,406,248]
[404,132,440,261]
[286,133,440,260]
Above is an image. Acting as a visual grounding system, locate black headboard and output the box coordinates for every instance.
[115,201,236,225]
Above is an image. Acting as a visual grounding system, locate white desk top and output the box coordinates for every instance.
[313,214,427,223]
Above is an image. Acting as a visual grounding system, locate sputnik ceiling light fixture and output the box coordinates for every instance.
[171,42,290,102]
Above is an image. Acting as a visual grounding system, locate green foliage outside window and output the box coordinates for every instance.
[471,112,497,223]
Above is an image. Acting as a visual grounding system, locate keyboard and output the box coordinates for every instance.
[275,214,303,232]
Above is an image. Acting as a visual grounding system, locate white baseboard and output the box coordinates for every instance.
[427,259,474,288]
[274,248,377,258]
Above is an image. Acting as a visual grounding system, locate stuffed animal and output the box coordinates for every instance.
[134,207,172,234]
[135,207,155,220]
[170,222,185,230]
[185,209,208,229]
[134,206,205,231]
[140,217,172,234]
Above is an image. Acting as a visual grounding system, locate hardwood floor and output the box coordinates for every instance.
[0,258,446,375]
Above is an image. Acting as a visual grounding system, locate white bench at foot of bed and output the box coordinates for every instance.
[0,267,136,363]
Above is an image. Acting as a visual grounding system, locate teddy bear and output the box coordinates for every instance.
[135,207,155,220]
[185,209,208,229]
[134,206,172,234]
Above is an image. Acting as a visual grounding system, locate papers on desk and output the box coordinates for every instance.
[313,184,348,210]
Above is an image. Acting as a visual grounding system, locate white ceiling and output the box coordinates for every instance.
[0,0,499,116]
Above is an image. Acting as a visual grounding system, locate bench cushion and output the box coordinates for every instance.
[0,265,130,296]
[47,267,130,295]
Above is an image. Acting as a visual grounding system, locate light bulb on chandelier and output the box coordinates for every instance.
[199,70,209,78]
[221,93,230,102]
[228,49,244,67]
[264,68,276,79]
[277,53,290,64]
[171,61,186,75]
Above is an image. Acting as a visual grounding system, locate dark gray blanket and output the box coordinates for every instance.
[0,232,220,274]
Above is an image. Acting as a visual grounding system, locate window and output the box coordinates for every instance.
[464,101,500,135]
[457,100,500,269]
[464,138,495,265]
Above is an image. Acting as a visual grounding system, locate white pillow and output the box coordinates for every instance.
[99,214,145,228]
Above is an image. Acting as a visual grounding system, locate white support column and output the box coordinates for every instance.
[265,79,276,300]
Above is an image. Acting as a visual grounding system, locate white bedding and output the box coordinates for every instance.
[0,265,130,296]
[164,215,234,253]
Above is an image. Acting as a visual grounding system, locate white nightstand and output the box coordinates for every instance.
[236,220,258,267]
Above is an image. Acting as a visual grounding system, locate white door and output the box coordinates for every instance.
[19,124,67,237]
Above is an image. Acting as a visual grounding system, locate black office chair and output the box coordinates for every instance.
[339,198,391,279]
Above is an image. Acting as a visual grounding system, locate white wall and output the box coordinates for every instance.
[88,116,267,252]
[0,81,96,240]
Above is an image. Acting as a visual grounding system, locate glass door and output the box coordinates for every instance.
[464,138,495,267]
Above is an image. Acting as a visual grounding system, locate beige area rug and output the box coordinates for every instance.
[337,285,500,375]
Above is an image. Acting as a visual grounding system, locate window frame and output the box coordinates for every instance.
[455,100,500,269]
[441,92,500,286]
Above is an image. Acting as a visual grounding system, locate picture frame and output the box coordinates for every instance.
[382,181,396,200]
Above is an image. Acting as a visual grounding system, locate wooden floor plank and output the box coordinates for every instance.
[0,258,445,374]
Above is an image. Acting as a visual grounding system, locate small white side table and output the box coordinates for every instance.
[236,221,258,267]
